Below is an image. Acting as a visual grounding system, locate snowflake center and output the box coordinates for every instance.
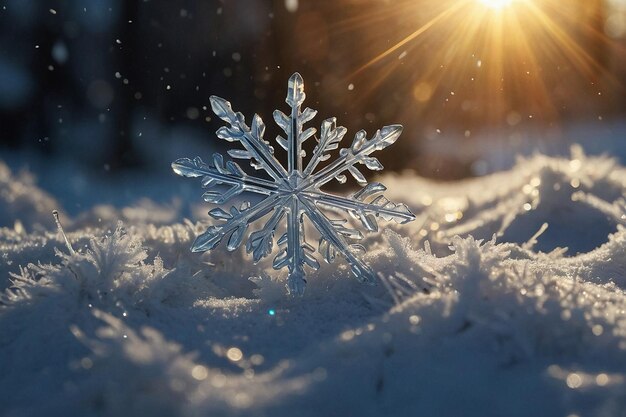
[285,172,307,195]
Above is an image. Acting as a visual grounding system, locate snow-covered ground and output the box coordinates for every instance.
[3,146,626,417]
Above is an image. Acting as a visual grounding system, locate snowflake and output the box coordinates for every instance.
[172,73,415,295]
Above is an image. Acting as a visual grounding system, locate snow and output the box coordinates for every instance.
[3,146,626,416]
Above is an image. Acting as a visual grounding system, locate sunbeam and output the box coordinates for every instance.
[336,0,622,128]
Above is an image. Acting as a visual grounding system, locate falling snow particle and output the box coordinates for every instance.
[51,41,68,64]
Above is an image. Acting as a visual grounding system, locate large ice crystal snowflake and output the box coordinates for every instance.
[172,73,415,295]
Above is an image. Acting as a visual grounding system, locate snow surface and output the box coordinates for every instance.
[3,146,626,417]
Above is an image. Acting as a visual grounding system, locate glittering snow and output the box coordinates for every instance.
[2,146,626,416]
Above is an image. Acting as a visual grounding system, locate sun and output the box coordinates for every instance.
[478,0,513,9]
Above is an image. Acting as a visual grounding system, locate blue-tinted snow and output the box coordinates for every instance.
[3,144,626,416]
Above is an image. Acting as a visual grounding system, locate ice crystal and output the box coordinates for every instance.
[172,73,415,295]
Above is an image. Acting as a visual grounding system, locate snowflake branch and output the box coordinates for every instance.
[273,199,310,295]
[273,72,317,174]
[303,117,346,177]
[305,125,403,188]
[246,206,286,263]
[305,191,415,228]
[172,156,279,199]
[285,200,306,294]
[210,96,288,183]
[192,194,287,252]
[300,196,375,284]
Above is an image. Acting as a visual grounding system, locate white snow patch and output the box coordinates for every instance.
[2,147,626,416]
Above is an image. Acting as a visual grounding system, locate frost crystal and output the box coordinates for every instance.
[172,73,415,295]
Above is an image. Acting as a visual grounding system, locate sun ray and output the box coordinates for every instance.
[352,1,469,76]
[508,9,557,118]
[328,0,623,131]
[525,1,601,78]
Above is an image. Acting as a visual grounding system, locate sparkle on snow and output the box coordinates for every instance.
[172,73,415,295]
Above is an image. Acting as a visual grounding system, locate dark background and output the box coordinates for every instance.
[1,0,625,180]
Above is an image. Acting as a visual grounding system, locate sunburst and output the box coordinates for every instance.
[341,0,619,127]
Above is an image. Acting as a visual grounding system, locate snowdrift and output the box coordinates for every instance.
[2,147,626,417]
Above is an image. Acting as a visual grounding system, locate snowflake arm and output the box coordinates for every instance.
[300,196,375,284]
[192,194,286,252]
[273,73,317,173]
[305,125,403,188]
[305,187,415,231]
[246,205,287,263]
[273,199,319,295]
[303,117,346,177]
[172,155,279,202]
[210,95,288,183]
